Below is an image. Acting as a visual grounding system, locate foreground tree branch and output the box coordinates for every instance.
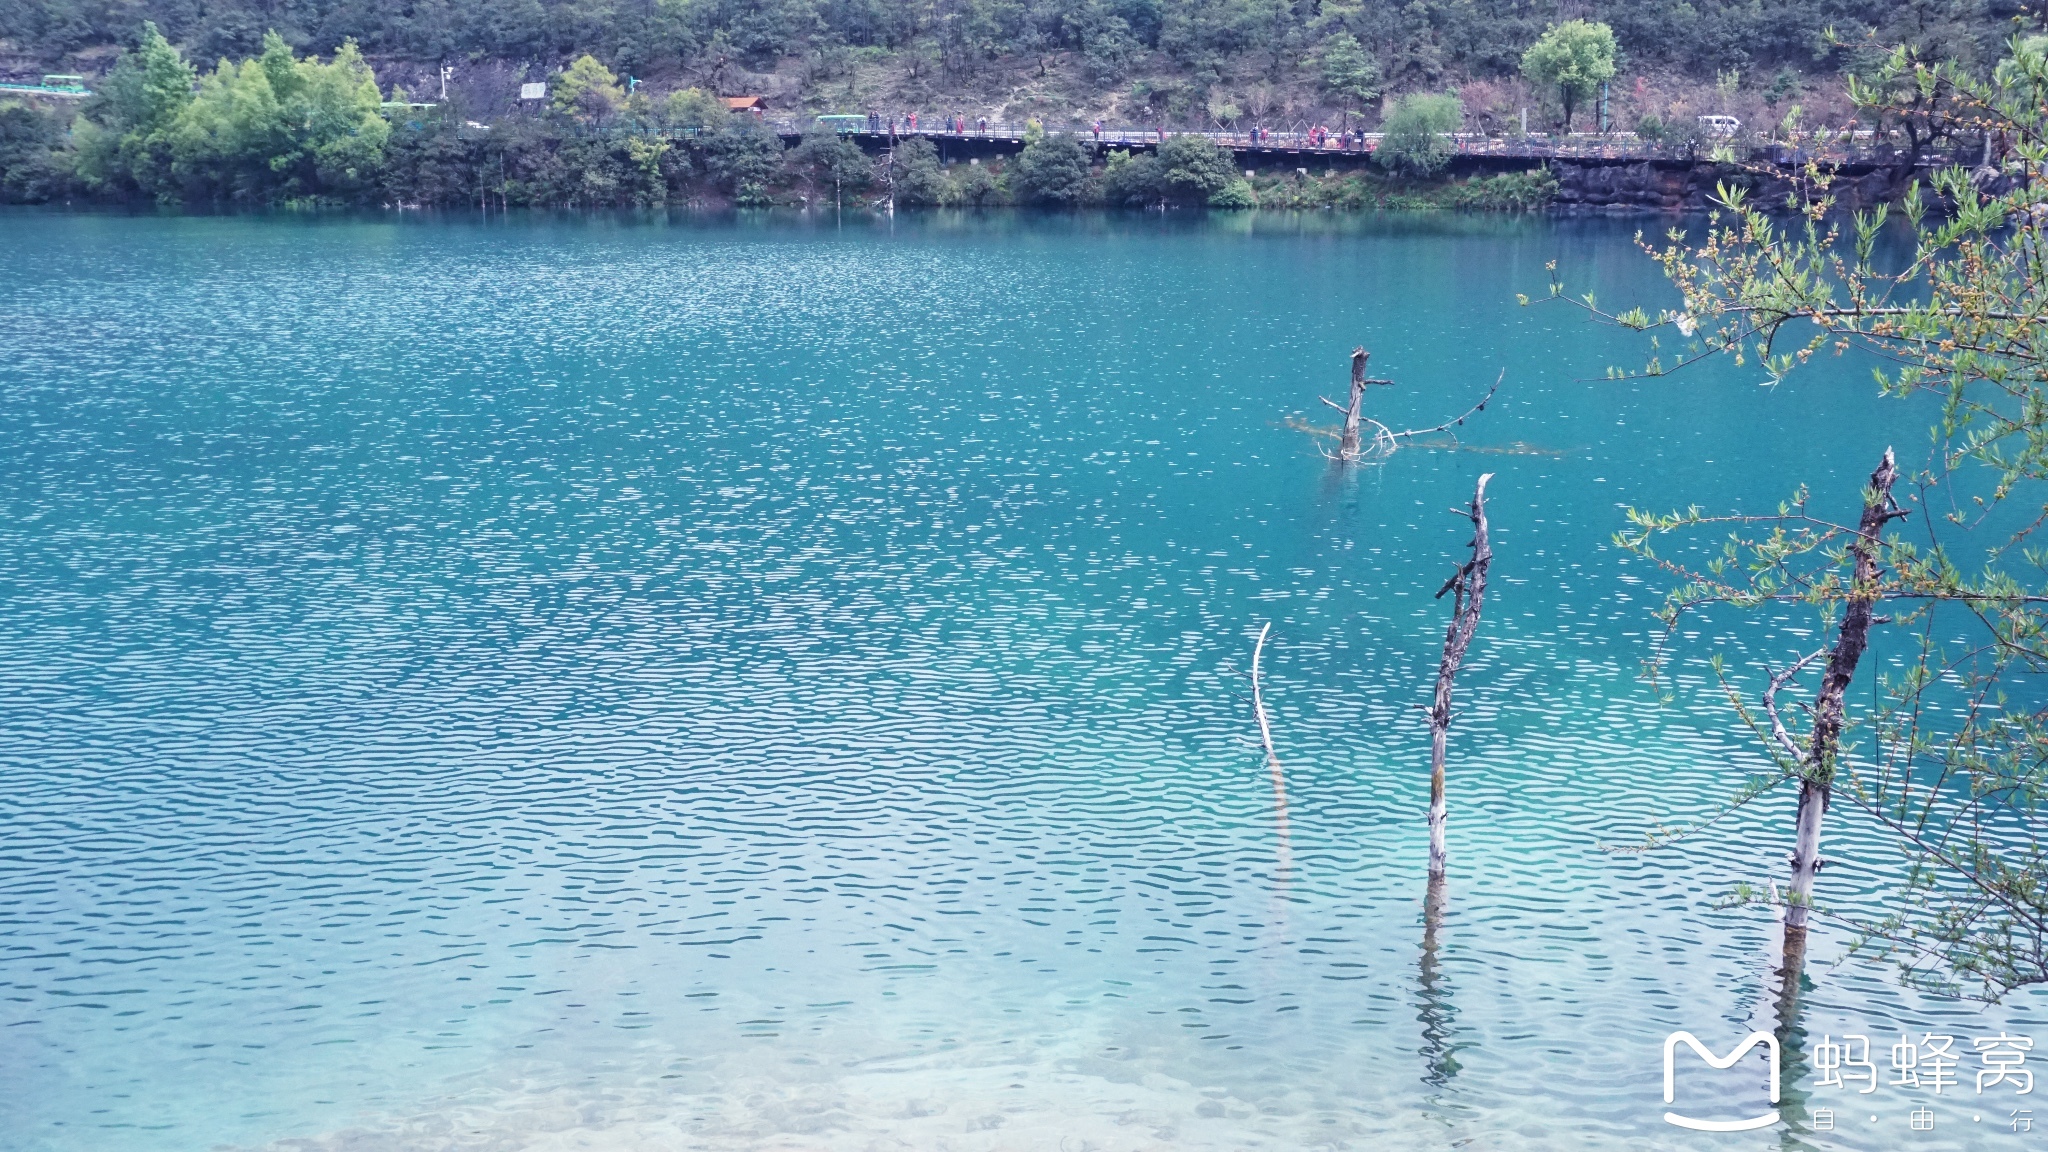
[1569,34,2048,1000]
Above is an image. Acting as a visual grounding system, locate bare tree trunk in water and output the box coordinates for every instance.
[1340,347,1367,458]
[1776,924,1809,1020]
[1782,448,1900,955]
[1428,473,1493,879]
[1251,622,1292,880]
[1314,347,1396,461]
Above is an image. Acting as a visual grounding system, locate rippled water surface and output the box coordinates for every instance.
[1,209,2041,1152]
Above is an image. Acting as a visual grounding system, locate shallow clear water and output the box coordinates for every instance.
[0,209,2040,1152]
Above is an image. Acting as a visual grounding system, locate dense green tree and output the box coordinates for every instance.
[1081,11,1141,84]
[1155,132,1233,203]
[660,87,724,130]
[378,119,493,206]
[1313,32,1382,131]
[95,20,195,135]
[1206,174,1255,207]
[378,114,700,207]
[1376,91,1461,174]
[552,53,625,120]
[71,26,389,202]
[701,111,784,204]
[1520,19,1617,131]
[789,126,871,205]
[163,33,388,201]
[940,160,999,205]
[72,21,193,196]
[0,100,66,201]
[1099,146,1163,205]
[890,135,947,204]
[1011,133,1092,204]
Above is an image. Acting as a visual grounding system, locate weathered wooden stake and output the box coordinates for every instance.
[1428,473,1494,879]
[1780,447,1901,943]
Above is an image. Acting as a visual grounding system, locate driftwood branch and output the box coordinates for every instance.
[1428,473,1494,880]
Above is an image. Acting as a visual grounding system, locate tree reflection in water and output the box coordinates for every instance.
[1417,874,1462,1089]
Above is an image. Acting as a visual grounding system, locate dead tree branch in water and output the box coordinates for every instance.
[1387,371,1504,441]
[1428,473,1494,879]
[1298,348,1502,465]
[1615,449,1906,982]
[1783,448,1903,947]
[1321,347,1395,459]
[1251,622,1293,879]
[1252,622,1278,765]
[1417,873,1460,1087]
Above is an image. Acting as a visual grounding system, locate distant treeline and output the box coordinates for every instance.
[0,0,2023,84]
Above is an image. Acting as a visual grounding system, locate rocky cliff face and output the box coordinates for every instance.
[1545,158,1924,212]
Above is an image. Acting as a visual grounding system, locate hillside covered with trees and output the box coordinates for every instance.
[0,0,2035,207]
[3,0,2024,83]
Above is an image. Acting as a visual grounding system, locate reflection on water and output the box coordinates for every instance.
[0,209,2039,1152]
[1418,875,1462,1093]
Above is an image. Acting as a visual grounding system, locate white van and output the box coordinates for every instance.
[1697,115,1741,137]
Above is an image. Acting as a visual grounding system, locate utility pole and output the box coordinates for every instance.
[439,64,451,101]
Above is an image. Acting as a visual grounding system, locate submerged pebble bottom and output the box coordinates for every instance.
[0,212,2037,1152]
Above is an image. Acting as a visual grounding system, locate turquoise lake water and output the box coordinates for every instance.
[1,209,2042,1151]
